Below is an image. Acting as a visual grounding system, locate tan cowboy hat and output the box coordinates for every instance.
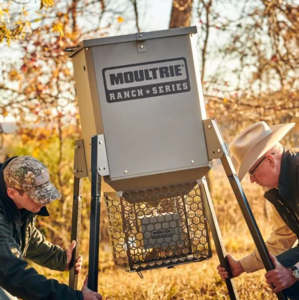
[229,121,295,181]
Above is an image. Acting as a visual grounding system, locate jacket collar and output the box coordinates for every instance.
[277,149,298,201]
[277,149,290,200]
[0,157,49,224]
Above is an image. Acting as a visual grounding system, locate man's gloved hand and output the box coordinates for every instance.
[217,253,245,279]
[82,277,102,300]
[65,240,83,273]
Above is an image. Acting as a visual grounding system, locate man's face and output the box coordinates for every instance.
[8,188,45,213]
[248,153,279,190]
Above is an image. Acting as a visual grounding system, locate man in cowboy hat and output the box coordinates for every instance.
[0,156,102,300]
[217,121,299,299]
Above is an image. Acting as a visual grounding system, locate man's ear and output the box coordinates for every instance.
[266,154,275,167]
[7,187,16,200]
[7,188,22,209]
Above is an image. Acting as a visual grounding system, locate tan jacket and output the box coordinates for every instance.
[240,204,298,273]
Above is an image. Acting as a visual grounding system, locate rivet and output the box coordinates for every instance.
[75,145,80,149]
[208,125,212,129]
[124,170,128,174]
[99,141,102,144]
[217,149,221,153]
[191,160,195,164]
[140,45,144,49]
[85,48,89,50]
[99,167,102,170]
[139,34,143,37]
[73,170,78,174]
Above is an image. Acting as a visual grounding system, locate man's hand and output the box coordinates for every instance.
[265,253,296,293]
[82,277,102,300]
[217,253,245,279]
[65,240,83,273]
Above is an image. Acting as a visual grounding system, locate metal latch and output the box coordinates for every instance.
[97,134,110,176]
[73,139,88,178]
[136,32,147,53]
[203,119,224,160]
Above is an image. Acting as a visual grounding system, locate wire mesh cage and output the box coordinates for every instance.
[104,181,212,272]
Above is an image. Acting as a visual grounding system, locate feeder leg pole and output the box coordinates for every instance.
[208,119,287,300]
[199,178,239,300]
[69,139,87,289]
[69,176,82,289]
[88,135,102,291]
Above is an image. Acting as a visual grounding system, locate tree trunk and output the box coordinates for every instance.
[169,0,194,28]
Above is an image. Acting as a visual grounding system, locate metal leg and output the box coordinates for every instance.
[69,176,82,289]
[69,139,88,289]
[199,177,239,300]
[88,135,102,291]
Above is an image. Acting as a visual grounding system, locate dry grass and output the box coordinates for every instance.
[31,166,280,299]
[33,250,276,299]
[95,252,277,300]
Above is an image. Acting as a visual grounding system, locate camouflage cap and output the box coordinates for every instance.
[3,156,61,205]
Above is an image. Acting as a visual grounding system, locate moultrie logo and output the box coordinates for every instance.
[103,58,191,103]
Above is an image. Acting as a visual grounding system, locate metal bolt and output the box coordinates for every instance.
[140,45,144,49]
[191,160,195,164]
[99,167,102,170]
[124,170,128,174]
[99,141,102,144]
[208,125,212,129]
[217,149,221,153]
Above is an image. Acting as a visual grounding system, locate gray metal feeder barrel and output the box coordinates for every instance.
[69,26,211,191]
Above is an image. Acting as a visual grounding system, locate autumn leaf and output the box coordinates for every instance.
[62,68,71,76]
[32,148,40,157]
[117,16,124,23]
[0,7,3,23]
[52,22,64,37]
[52,69,59,78]
[8,70,22,81]
[40,0,54,10]
[2,8,10,23]
[0,24,11,45]
[2,109,8,117]
[22,7,29,17]
[33,18,43,23]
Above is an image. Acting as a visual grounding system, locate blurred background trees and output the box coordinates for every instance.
[0,0,298,297]
[1,0,298,141]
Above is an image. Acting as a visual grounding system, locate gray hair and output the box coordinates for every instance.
[266,143,283,155]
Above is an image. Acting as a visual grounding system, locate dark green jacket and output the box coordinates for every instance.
[0,157,83,300]
[264,149,299,239]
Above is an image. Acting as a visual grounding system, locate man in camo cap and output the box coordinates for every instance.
[4,156,61,207]
[0,156,102,300]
